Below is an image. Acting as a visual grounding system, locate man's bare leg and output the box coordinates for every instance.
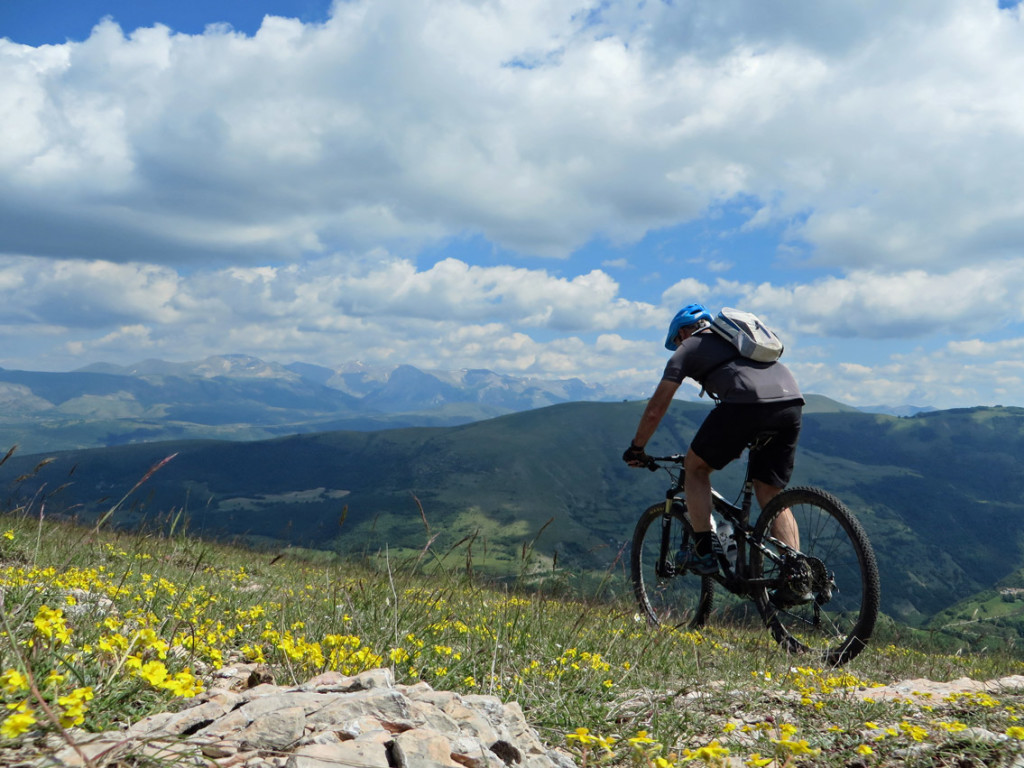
[754,480,799,551]
[683,449,714,532]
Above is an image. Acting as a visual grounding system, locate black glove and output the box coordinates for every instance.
[622,442,650,467]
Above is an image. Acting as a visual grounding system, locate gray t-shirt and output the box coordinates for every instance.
[662,330,804,404]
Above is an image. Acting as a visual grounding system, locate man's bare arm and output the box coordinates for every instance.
[631,379,680,449]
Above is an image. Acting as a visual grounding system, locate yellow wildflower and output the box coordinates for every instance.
[567,727,596,745]
[0,669,28,695]
[57,687,94,728]
[689,740,730,761]
[162,671,203,698]
[1,702,37,739]
[33,605,71,644]
[139,660,169,687]
[900,722,928,741]
[628,731,658,746]
[593,734,617,752]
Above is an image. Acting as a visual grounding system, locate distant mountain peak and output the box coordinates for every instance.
[192,355,298,380]
[69,355,622,415]
[857,404,937,417]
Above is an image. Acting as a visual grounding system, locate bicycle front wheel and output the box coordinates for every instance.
[631,501,715,630]
[749,487,879,666]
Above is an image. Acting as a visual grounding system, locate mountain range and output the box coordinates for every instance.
[0,354,937,456]
[0,355,621,453]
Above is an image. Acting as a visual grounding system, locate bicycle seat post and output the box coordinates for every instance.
[740,431,778,521]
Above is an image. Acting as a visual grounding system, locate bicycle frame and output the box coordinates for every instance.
[652,453,787,598]
[635,445,881,666]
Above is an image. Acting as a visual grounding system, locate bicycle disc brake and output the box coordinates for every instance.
[655,558,677,579]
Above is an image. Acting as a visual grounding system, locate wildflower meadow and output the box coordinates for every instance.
[2,508,1024,766]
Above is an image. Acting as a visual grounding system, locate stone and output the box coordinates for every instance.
[306,688,414,730]
[213,750,262,767]
[30,668,569,768]
[391,728,460,768]
[334,715,388,740]
[286,741,390,768]
[134,698,236,737]
[450,735,507,768]
[237,706,306,751]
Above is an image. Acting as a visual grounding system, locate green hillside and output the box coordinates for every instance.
[4,400,1024,637]
[6,506,1024,768]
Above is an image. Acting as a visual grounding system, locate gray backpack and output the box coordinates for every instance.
[709,308,784,362]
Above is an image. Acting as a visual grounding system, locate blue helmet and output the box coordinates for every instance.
[665,303,713,350]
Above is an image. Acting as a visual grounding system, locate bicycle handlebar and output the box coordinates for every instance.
[637,453,685,472]
[648,454,685,464]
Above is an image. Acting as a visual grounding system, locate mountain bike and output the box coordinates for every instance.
[630,434,880,666]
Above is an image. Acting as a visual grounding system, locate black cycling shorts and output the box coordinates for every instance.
[689,401,803,488]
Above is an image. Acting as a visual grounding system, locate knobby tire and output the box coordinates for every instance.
[631,501,715,630]
[749,486,880,666]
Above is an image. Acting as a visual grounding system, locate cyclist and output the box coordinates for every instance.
[623,303,805,578]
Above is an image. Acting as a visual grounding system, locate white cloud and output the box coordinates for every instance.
[1,246,1022,408]
[788,332,1024,409]
[948,338,1024,357]
[0,0,1021,267]
[0,251,664,379]
[704,260,1024,340]
[661,278,712,309]
[2,1,1024,409]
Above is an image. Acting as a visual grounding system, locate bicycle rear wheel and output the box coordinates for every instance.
[631,501,715,630]
[749,487,879,666]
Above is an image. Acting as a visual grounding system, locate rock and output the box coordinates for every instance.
[32,669,569,768]
[450,735,508,768]
[392,728,461,767]
[286,741,390,768]
[861,674,1024,705]
[236,707,306,751]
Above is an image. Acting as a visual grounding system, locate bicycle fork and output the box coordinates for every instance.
[655,498,679,578]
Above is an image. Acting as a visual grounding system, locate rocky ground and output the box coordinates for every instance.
[8,666,1024,768]
[10,665,575,768]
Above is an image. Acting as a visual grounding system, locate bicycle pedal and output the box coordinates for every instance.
[675,547,718,576]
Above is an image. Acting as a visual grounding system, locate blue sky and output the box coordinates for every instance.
[1,0,1024,408]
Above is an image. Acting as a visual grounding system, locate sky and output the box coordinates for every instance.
[2,0,1024,409]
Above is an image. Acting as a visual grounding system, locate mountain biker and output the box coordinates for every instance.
[623,303,805,578]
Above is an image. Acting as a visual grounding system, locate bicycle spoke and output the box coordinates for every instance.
[631,502,714,629]
[750,487,879,666]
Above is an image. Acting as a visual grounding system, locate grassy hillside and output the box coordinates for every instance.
[4,400,1024,636]
[3,513,1024,767]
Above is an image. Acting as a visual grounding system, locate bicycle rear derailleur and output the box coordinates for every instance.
[776,555,832,607]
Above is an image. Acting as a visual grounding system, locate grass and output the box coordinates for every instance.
[2,507,1024,768]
